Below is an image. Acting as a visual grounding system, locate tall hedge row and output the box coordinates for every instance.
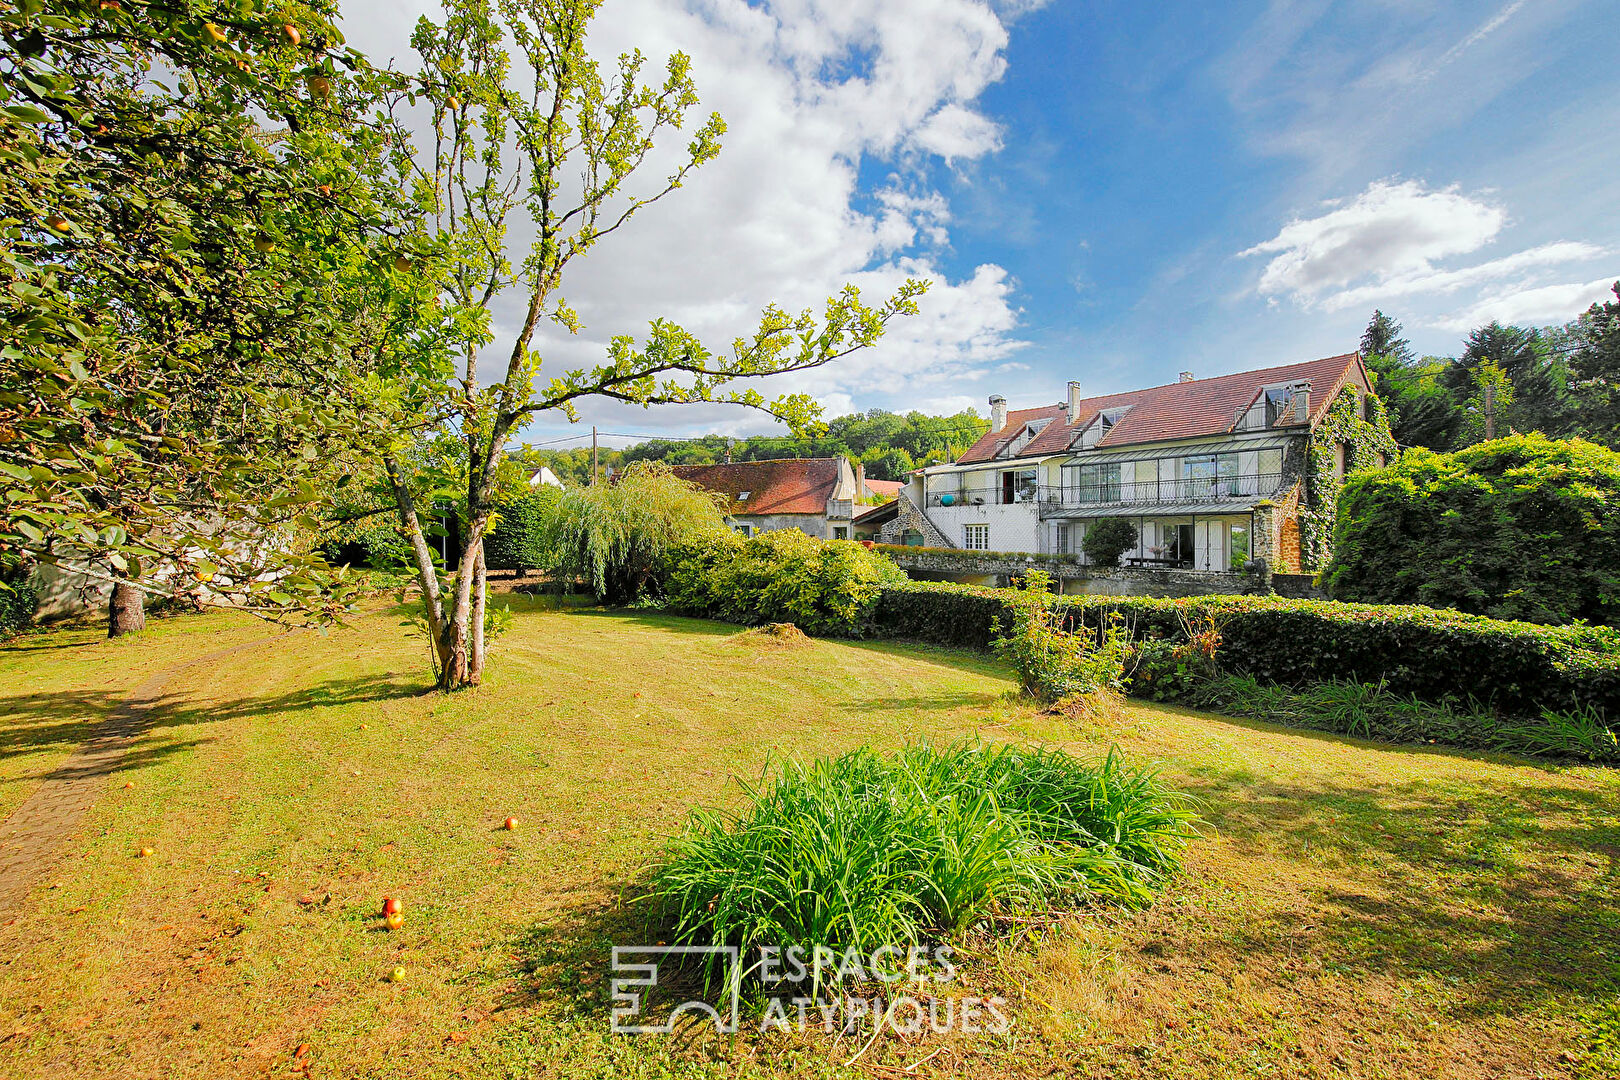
[871,580,1620,720]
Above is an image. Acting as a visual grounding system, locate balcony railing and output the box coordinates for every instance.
[925,486,1037,508]
[1041,472,1284,507]
[925,473,1286,511]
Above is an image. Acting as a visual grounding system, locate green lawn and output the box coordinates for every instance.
[0,599,1615,1079]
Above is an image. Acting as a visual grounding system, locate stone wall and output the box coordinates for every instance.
[1271,573,1325,599]
[881,547,1262,598]
[878,493,954,548]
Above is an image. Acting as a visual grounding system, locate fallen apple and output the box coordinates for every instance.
[384,912,404,931]
[388,966,406,983]
[382,896,403,916]
[503,817,518,831]
[138,846,154,858]
[123,781,135,789]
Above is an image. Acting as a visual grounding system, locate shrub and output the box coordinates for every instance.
[647,742,1200,975]
[667,529,908,636]
[0,570,36,640]
[1081,517,1138,568]
[1323,434,1620,625]
[484,486,560,572]
[318,519,415,570]
[1194,675,1619,763]
[545,462,731,602]
[1126,614,1221,702]
[871,581,1620,720]
[994,572,1127,704]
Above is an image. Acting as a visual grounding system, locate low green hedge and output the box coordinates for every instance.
[872,581,1620,720]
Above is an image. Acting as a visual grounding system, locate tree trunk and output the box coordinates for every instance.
[108,580,145,638]
[469,545,487,685]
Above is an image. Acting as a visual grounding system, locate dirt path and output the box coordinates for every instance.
[0,634,288,918]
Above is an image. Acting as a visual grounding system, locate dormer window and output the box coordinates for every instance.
[1074,406,1131,449]
[997,419,1052,458]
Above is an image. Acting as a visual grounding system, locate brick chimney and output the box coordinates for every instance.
[1067,381,1082,424]
[854,459,865,499]
[989,394,1007,432]
[1179,371,1194,383]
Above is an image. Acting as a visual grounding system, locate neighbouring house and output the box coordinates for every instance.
[881,353,1396,585]
[527,465,565,489]
[671,457,861,540]
[861,476,904,501]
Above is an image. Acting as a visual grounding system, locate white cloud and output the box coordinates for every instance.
[1242,179,1614,333]
[1431,276,1619,332]
[337,0,1032,435]
[910,103,1003,161]
[1241,180,1505,302]
[1320,240,1608,312]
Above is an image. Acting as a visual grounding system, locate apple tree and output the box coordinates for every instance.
[374,0,927,688]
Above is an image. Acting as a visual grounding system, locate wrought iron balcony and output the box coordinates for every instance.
[1037,472,1285,510]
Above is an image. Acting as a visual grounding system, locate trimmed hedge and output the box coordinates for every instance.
[485,488,559,572]
[872,580,1620,720]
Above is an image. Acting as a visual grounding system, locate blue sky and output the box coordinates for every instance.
[340,0,1620,449]
[929,0,1620,407]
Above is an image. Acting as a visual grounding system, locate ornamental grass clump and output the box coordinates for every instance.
[647,742,1200,969]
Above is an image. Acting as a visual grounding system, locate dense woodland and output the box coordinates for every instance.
[1362,286,1620,452]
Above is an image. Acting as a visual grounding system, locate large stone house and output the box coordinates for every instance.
[671,457,861,539]
[881,353,1395,575]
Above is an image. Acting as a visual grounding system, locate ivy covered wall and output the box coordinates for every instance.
[1299,386,1399,569]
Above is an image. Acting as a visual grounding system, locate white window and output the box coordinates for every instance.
[1055,524,1070,554]
[964,524,990,551]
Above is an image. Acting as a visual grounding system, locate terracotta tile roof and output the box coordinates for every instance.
[862,478,904,499]
[671,458,842,515]
[956,404,1070,463]
[970,353,1363,462]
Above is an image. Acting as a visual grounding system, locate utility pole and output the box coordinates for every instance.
[1483,382,1496,441]
[591,426,599,485]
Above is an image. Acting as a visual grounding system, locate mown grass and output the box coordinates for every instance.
[0,599,1615,1079]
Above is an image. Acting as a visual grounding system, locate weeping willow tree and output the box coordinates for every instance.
[545,463,729,601]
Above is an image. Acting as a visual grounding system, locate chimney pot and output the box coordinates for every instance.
[989,394,1007,432]
[1179,371,1195,383]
